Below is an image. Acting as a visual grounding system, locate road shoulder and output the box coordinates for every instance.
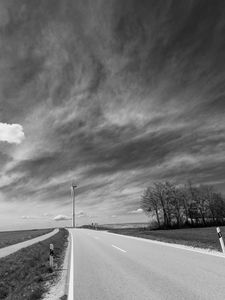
[43,229,71,300]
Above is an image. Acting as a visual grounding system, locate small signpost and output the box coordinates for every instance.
[49,243,54,269]
[216,227,225,253]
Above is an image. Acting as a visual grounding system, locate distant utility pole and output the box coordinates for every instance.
[71,183,77,228]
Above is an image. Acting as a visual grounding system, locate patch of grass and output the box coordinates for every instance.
[107,226,224,251]
[0,229,53,249]
[0,228,68,300]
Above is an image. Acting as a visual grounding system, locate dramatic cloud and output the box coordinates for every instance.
[0,123,25,144]
[0,1,225,229]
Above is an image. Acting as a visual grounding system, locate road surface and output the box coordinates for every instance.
[69,228,225,300]
[0,228,59,259]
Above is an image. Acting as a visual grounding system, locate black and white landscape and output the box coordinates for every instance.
[0,1,225,299]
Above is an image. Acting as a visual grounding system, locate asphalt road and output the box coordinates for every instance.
[70,228,225,300]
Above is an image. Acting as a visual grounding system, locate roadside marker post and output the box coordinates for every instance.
[49,243,54,268]
[216,227,225,253]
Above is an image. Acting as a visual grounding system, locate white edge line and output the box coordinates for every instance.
[104,231,225,258]
[112,244,127,253]
[68,232,74,300]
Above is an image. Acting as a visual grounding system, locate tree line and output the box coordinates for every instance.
[140,181,225,229]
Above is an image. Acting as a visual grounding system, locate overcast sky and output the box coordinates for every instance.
[0,0,225,230]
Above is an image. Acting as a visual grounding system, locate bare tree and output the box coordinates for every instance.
[141,187,161,227]
[212,192,225,223]
[188,181,202,225]
[169,184,184,227]
[153,182,171,228]
[179,184,192,225]
[140,180,225,229]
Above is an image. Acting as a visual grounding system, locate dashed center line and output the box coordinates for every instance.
[112,245,127,253]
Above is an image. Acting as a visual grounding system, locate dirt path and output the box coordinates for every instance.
[0,228,59,258]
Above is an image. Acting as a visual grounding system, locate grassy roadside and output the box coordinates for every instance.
[0,229,53,249]
[104,226,224,251]
[0,228,68,300]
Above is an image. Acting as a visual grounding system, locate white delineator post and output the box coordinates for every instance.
[216,227,225,253]
[49,243,54,268]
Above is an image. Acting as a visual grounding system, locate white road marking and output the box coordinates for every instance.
[112,244,127,253]
[105,231,225,258]
[68,233,74,300]
[94,236,100,240]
